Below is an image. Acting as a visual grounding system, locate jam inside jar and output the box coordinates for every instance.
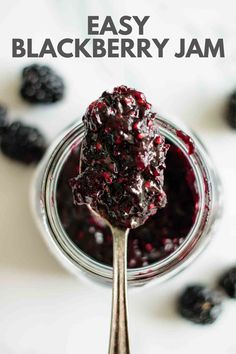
[34,116,222,286]
[56,141,199,269]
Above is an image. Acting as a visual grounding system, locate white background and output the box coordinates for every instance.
[0,0,236,353]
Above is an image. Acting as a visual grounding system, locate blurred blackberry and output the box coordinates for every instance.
[219,267,236,298]
[20,64,64,104]
[0,104,8,135]
[178,285,222,325]
[226,91,236,129]
[0,121,47,164]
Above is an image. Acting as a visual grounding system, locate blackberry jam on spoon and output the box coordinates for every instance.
[70,86,168,353]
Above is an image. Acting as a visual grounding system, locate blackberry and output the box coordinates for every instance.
[0,121,47,164]
[226,91,236,129]
[219,267,236,298]
[0,104,8,135]
[178,285,222,325]
[20,64,64,104]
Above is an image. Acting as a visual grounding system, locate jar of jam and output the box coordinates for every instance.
[31,115,222,287]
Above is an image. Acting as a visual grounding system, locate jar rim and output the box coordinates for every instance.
[34,116,221,286]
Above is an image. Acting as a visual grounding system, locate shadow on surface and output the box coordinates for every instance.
[0,155,67,276]
[0,73,30,113]
[188,93,230,134]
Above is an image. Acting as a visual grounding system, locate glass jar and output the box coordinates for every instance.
[31,115,222,287]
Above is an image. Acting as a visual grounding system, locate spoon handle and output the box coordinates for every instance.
[108,227,130,354]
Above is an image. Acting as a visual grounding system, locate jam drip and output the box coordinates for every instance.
[70,86,169,229]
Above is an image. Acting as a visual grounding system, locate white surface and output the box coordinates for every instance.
[0,1,236,353]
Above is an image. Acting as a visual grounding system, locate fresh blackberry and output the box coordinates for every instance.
[0,104,8,135]
[226,91,236,129]
[20,64,64,104]
[178,285,222,325]
[0,121,47,164]
[219,267,236,298]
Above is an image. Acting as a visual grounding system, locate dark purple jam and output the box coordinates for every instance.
[56,141,198,268]
[70,86,168,229]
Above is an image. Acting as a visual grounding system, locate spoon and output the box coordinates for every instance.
[73,86,168,353]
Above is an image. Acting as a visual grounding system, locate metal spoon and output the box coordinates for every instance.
[108,226,130,354]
